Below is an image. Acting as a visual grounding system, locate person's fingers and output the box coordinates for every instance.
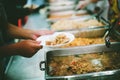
[34,44,43,50]
[31,40,41,44]
[37,30,54,35]
[31,41,43,49]
[31,35,38,40]
[44,30,54,34]
[31,30,54,40]
[26,40,40,44]
[37,45,43,49]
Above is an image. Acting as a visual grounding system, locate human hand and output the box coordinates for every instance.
[21,29,54,40]
[15,40,42,57]
[30,30,54,40]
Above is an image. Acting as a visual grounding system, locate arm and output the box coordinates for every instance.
[0,23,54,58]
[5,23,38,40]
[6,23,54,40]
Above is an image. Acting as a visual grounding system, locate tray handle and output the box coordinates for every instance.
[40,61,46,71]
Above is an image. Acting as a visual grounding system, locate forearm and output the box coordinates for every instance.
[5,23,54,41]
[6,23,36,40]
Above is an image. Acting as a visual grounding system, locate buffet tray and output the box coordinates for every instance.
[48,1,75,6]
[47,5,75,12]
[60,26,108,38]
[40,42,120,80]
[47,10,90,24]
[51,16,109,38]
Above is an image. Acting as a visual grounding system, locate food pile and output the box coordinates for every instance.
[61,37,104,48]
[49,14,73,19]
[51,19,104,31]
[48,52,120,76]
[46,34,70,46]
[49,19,106,48]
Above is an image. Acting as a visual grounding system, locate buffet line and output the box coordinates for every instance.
[39,0,120,80]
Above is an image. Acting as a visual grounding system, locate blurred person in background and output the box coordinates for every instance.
[2,0,30,26]
[1,0,47,43]
[0,2,53,80]
[106,0,120,42]
[76,0,109,20]
[2,0,46,26]
[108,0,120,24]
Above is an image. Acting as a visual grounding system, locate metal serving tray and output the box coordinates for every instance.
[49,1,75,6]
[47,10,75,24]
[47,10,90,24]
[47,5,75,12]
[51,17,109,38]
[40,43,120,80]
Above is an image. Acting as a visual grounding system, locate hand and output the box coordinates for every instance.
[15,40,42,57]
[7,24,54,40]
[30,30,54,40]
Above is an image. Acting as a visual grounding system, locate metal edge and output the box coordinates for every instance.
[45,42,120,52]
[4,56,14,74]
[46,69,119,79]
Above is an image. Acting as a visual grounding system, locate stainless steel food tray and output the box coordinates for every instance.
[47,5,75,12]
[48,1,75,6]
[40,43,120,80]
[52,17,109,38]
[47,10,75,24]
[47,11,91,24]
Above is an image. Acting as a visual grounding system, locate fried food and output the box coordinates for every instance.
[51,20,79,31]
[46,34,70,46]
[48,52,120,76]
[61,37,104,48]
[51,19,104,31]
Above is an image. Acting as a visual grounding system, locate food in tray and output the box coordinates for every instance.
[51,20,79,31]
[48,14,73,19]
[61,37,104,48]
[48,13,89,20]
[48,10,89,20]
[48,12,89,20]
[48,52,120,76]
[48,10,75,19]
[48,5,75,12]
[46,34,70,46]
[78,19,103,28]
[51,19,104,31]
[75,13,89,16]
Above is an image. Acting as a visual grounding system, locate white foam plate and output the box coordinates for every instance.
[36,32,75,47]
